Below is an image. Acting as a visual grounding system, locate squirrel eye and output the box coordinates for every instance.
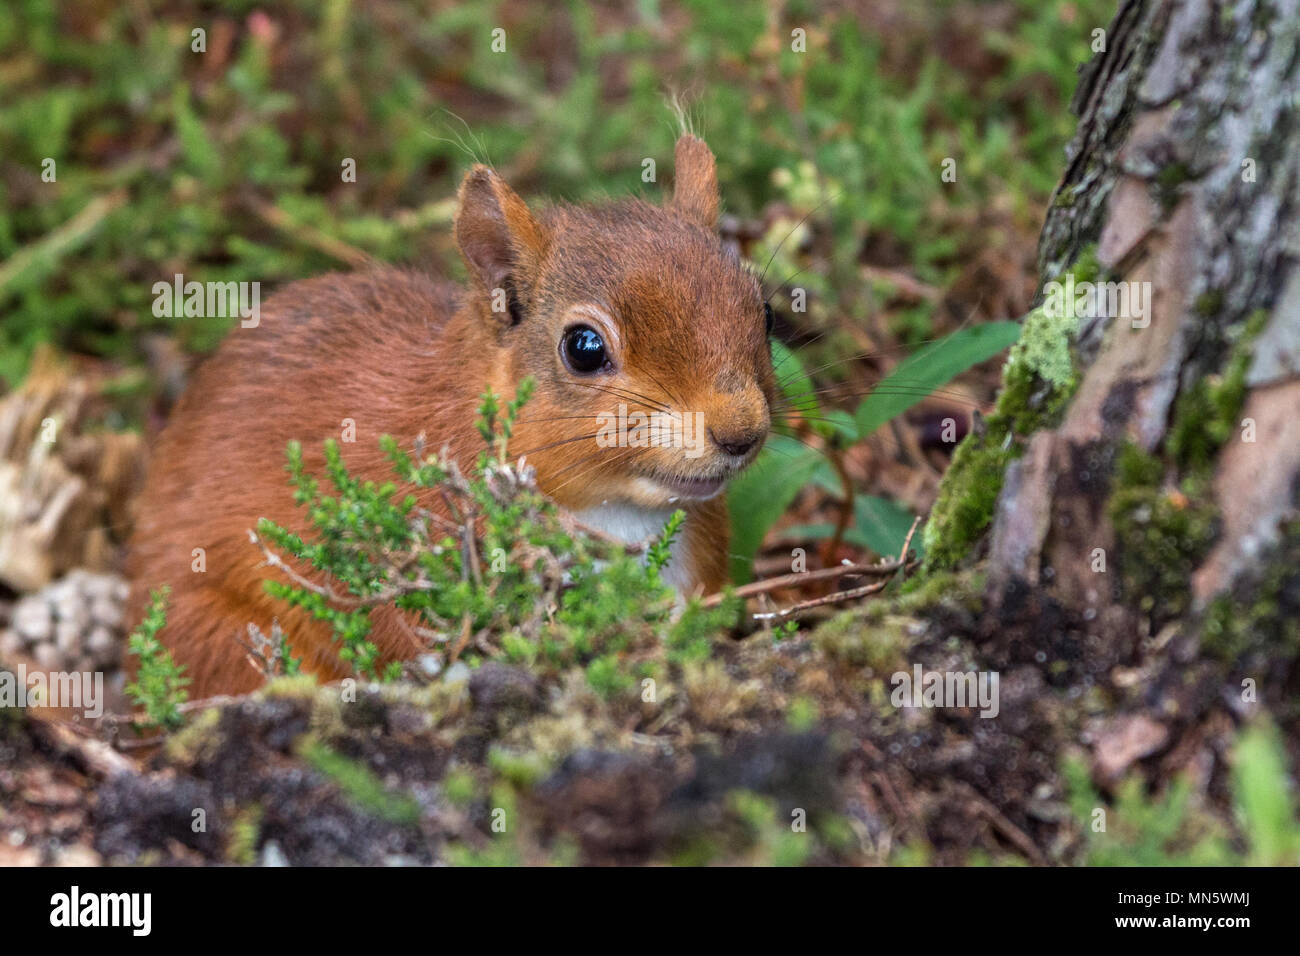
[562,325,608,374]
[763,302,775,336]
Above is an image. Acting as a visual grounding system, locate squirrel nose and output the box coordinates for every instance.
[708,426,761,458]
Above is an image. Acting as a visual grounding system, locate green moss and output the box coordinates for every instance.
[1167,308,1268,474]
[1200,520,1300,664]
[487,746,551,790]
[441,768,477,808]
[0,702,24,733]
[922,248,1098,571]
[1154,161,1195,208]
[812,612,909,670]
[226,805,263,866]
[893,569,985,614]
[163,704,222,766]
[786,695,820,731]
[299,737,421,826]
[262,673,322,701]
[1107,445,1218,619]
[1194,290,1224,318]
[921,436,1017,571]
[1103,309,1269,620]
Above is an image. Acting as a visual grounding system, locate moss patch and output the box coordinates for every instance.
[299,737,422,826]
[1107,445,1218,620]
[1167,308,1268,475]
[922,248,1099,571]
[1201,520,1300,667]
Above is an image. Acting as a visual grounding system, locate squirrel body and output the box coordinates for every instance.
[126,136,773,697]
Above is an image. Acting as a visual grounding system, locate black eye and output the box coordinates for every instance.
[764,302,775,336]
[562,325,608,373]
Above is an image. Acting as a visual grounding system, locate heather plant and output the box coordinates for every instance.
[124,586,190,730]
[251,380,730,695]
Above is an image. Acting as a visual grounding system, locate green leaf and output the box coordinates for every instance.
[853,321,1021,439]
[770,339,820,419]
[172,84,221,182]
[1233,722,1300,865]
[778,495,922,560]
[853,495,923,559]
[727,434,822,584]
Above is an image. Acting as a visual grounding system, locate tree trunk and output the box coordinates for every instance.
[954,0,1299,700]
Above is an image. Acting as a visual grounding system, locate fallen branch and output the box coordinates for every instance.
[30,717,137,778]
[752,576,897,623]
[749,514,926,623]
[700,558,908,609]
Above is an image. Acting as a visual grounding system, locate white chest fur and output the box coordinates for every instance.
[572,502,695,593]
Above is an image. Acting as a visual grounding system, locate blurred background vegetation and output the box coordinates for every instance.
[1,0,1110,388]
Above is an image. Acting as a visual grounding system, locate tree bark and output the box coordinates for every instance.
[978,0,1300,687]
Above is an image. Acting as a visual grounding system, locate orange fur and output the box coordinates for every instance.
[126,135,773,698]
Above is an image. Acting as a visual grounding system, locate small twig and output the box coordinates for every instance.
[449,612,473,663]
[700,559,908,608]
[897,514,923,564]
[245,194,374,269]
[0,189,128,300]
[953,781,1049,866]
[30,717,137,778]
[99,692,249,727]
[249,528,433,609]
[462,506,483,589]
[751,522,925,623]
[859,264,943,303]
[752,577,894,622]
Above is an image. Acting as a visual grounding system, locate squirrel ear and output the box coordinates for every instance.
[669,134,719,228]
[454,165,548,321]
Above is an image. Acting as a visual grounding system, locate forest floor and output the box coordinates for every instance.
[3,1,1295,866]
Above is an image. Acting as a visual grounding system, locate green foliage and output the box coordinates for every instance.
[1065,757,1233,866]
[1066,722,1300,866]
[782,492,925,562]
[732,323,1018,580]
[124,587,190,730]
[727,433,824,583]
[852,322,1022,439]
[646,509,686,573]
[1232,723,1300,865]
[1,0,1107,393]
[477,376,535,460]
[256,383,688,699]
[300,738,421,826]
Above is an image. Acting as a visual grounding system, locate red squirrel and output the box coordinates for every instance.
[126,135,775,697]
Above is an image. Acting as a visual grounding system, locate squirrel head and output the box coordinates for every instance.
[453,135,774,513]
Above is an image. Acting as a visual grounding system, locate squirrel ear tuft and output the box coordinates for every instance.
[454,165,548,318]
[669,135,719,228]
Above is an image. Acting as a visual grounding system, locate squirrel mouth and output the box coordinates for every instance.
[648,471,729,501]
